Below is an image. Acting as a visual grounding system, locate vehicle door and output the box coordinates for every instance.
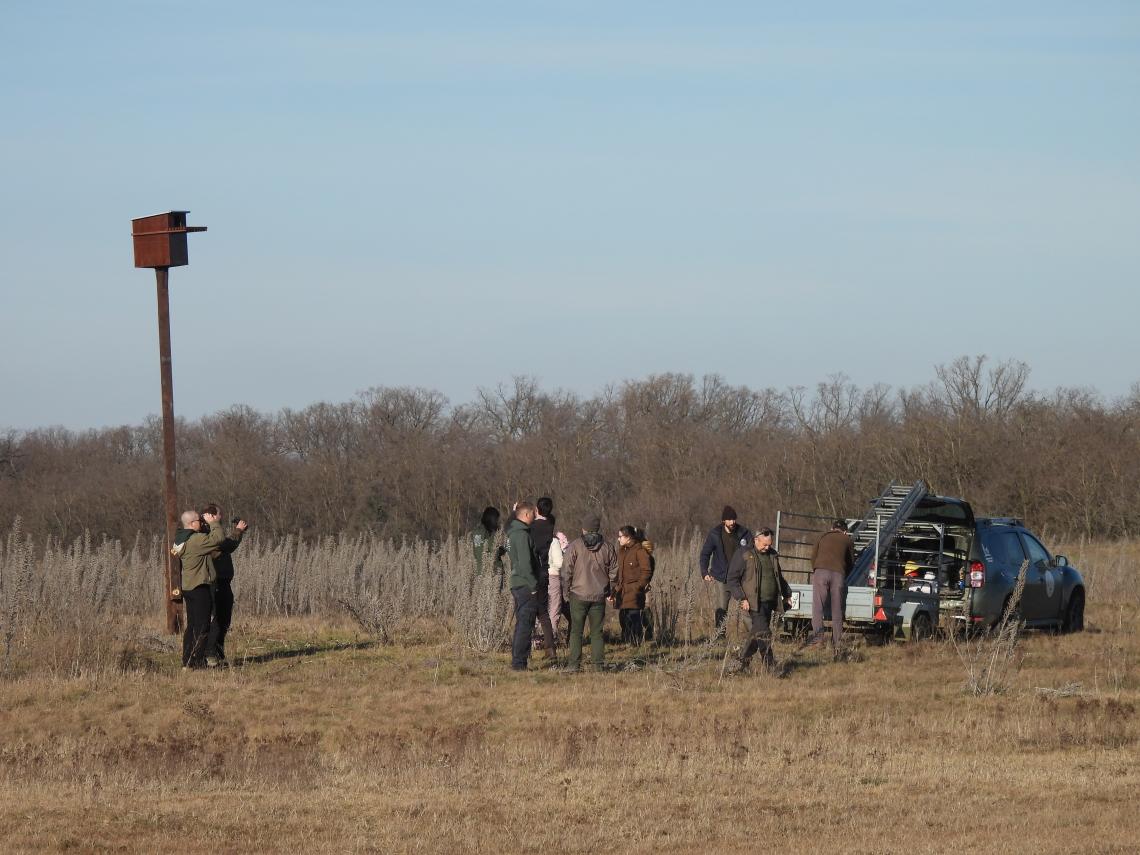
[1019,531,1062,622]
[977,527,1028,619]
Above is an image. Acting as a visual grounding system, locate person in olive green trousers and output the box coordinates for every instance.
[561,515,618,672]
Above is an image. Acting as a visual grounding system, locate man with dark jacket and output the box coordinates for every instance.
[698,506,754,634]
[809,519,855,649]
[171,508,244,669]
[202,503,246,667]
[506,501,543,670]
[561,515,618,672]
[727,528,791,670]
[528,496,558,651]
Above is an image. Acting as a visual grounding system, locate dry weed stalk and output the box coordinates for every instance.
[950,559,1028,696]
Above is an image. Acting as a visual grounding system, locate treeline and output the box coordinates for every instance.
[3,356,1138,544]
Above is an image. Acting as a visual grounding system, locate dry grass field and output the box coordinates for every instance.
[1,538,1137,853]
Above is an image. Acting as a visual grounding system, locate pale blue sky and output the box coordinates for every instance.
[2,1,1138,429]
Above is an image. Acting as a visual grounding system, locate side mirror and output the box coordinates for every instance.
[1050,555,1069,568]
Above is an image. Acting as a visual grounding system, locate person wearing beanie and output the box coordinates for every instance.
[697,505,754,635]
[561,514,618,672]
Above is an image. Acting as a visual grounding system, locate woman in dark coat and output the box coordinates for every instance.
[613,526,654,644]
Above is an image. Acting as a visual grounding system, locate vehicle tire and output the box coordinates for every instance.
[909,611,933,642]
[1061,589,1085,634]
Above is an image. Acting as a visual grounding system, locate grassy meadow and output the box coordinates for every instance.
[0,530,1136,853]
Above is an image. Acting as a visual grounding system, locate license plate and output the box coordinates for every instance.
[789,592,801,610]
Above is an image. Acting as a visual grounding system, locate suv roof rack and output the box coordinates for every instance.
[978,517,1024,527]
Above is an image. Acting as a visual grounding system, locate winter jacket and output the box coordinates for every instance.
[812,530,855,574]
[727,547,792,606]
[562,534,618,603]
[698,523,755,583]
[548,536,566,578]
[615,541,654,609]
[530,516,555,573]
[171,523,227,591]
[506,518,540,591]
[201,524,243,581]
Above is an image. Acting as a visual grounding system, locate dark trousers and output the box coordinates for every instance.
[532,584,556,655]
[812,569,846,646]
[208,577,234,661]
[568,595,605,669]
[511,586,541,669]
[182,584,214,667]
[740,601,776,669]
[618,608,644,644]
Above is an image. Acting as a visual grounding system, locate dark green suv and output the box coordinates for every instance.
[957,516,1085,631]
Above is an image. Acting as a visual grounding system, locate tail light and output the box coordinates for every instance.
[969,561,985,588]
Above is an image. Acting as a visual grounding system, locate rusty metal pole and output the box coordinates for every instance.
[155,266,182,634]
[132,211,205,636]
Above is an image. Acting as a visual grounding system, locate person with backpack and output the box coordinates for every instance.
[727,527,791,671]
[613,526,654,645]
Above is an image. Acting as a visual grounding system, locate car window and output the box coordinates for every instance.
[1020,533,1051,566]
[981,529,1026,566]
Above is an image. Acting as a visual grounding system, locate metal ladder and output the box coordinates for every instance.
[847,480,929,587]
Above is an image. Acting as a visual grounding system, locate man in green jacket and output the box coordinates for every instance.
[171,507,244,669]
[727,528,791,671]
[506,501,542,671]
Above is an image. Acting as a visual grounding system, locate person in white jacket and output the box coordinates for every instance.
[546,531,570,640]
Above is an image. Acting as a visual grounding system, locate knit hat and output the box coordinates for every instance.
[721,505,738,521]
[581,514,601,533]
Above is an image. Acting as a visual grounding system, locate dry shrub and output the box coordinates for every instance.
[1,519,159,677]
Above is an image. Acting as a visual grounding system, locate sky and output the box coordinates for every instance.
[2,1,1138,430]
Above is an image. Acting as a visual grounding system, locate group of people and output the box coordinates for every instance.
[170,505,248,669]
[474,497,655,672]
[479,501,855,673]
[697,507,854,670]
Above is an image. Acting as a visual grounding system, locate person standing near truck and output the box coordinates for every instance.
[698,506,754,634]
[809,519,855,649]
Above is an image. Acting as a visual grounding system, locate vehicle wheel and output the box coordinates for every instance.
[909,611,933,642]
[1061,589,1085,633]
